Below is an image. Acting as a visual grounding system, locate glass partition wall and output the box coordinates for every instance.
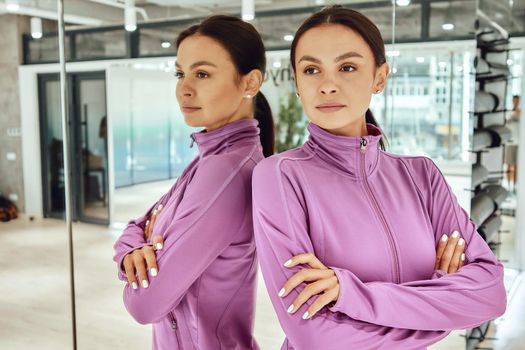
[28,0,522,349]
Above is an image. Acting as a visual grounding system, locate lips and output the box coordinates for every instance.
[316,103,346,113]
[181,105,201,113]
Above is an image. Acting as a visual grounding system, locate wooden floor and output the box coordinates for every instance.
[0,178,522,350]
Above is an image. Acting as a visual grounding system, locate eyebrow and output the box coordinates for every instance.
[175,60,218,69]
[298,51,364,64]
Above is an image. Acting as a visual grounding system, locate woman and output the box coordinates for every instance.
[113,15,273,349]
[252,6,506,350]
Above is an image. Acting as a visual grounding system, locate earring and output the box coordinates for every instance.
[375,90,382,94]
[295,92,300,97]
[245,94,252,99]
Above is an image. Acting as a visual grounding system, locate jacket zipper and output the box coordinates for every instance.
[360,138,401,284]
[168,311,183,349]
[190,134,196,148]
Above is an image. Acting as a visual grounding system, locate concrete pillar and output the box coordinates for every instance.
[0,14,29,212]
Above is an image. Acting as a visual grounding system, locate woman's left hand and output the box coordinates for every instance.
[279,253,340,320]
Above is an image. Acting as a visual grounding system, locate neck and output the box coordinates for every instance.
[205,100,255,132]
[324,117,368,137]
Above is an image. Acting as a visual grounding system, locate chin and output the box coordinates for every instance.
[309,112,355,131]
[183,115,204,128]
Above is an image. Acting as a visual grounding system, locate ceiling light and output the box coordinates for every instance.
[242,0,255,21]
[273,61,282,68]
[161,41,171,49]
[125,0,137,32]
[6,0,19,11]
[395,0,411,6]
[442,23,454,31]
[283,34,294,42]
[416,57,425,63]
[31,17,43,39]
[507,59,514,65]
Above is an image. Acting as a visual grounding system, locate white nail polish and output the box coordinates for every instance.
[287,304,294,313]
[278,288,285,297]
[441,234,448,242]
[156,243,163,250]
[302,311,309,320]
[284,259,292,267]
[158,204,163,210]
[150,268,158,277]
[451,231,459,238]
[458,238,464,246]
[145,220,150,227]
[461,253,465,261]
[131,282,138,290]
[153,210,157,216]
[142,280,149,288]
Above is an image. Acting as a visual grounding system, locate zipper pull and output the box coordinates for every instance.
[360,138,368,153]
[190,134,195,148]
[171,319,178,331]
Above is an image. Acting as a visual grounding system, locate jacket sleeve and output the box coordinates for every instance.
[252,158,450,349]
[327,157,506,331]
[122,157,252,324]
[112,185,176,282]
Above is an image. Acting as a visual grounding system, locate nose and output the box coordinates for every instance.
[177,79,194,98]
[319,77,338,95]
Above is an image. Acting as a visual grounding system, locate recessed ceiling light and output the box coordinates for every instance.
[273,61,282,68]
[284,34,294,41]
[396,0,411,6]
[161,41,171,49]
[416,57,425,63]
[442,23,454,31]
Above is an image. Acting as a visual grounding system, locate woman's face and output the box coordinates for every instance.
[175,35,259,131]
[294,24,389,136]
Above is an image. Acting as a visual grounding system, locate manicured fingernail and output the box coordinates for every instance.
[287,304,294,313]
[131,282,138,290]
[302,311,310,320]
[458,238,465,246]
[158,204,163,210]
[156,242,163,250]
[142,280,149,288]
[461,253,465,261]
[145,220,150,227]
[451,231,459,238]
[150,268,158,277]
[441,234,448,242]
[284,259,292,267]
[153,210,157,216]
[278,288,285,297]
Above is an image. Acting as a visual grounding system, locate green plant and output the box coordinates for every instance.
[275,92,307,153]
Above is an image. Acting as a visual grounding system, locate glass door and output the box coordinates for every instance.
[38,72,109,225]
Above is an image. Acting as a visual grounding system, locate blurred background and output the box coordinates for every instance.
[0,0,524,349]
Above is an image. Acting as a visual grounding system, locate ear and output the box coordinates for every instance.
[373,63,390,93]
[243,69,263,97]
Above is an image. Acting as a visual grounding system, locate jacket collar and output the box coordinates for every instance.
[304,122,383,180]
[191,118,260,157]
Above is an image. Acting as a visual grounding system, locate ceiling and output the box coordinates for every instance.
[0,0,524,35]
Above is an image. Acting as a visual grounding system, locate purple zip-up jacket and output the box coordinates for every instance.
[113,118,263,350]
[252,122,506,350]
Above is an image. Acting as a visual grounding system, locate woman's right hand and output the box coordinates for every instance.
[434,230,465,273]
[123,235,164,289]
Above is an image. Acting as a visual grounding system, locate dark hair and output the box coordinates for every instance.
[176,15,275,157]
[290,5,388,150]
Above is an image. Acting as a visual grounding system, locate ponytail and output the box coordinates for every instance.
[254,92,275,157]
[365,109,387,151]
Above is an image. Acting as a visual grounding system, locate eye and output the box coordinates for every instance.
[303,66,320,75]
[340,64,355,72]
[196,71,209,79]
[174,71,184,79]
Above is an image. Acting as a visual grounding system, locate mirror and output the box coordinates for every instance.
[7,0,522,349]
